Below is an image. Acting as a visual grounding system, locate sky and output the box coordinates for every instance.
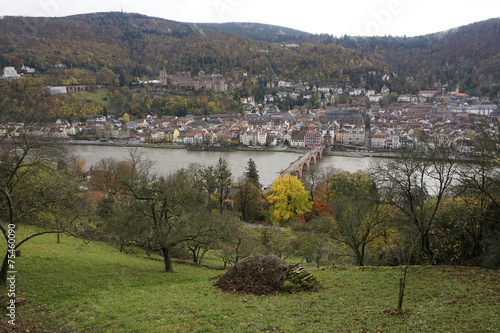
[1,0,499,37]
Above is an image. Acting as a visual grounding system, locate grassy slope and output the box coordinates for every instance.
[1,229,499,332]
[66,88,111,110]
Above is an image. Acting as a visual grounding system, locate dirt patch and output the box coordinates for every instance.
[214,254,319,295]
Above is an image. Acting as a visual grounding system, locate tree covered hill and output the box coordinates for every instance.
[1,13,498,95]
[331,18,500,95]
[202,18,500,95]
[194,22,325,44]
[0,12,387,86]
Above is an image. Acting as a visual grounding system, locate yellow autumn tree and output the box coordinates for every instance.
[267,174,312,226]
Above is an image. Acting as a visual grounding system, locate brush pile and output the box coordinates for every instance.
[214,254,319,295]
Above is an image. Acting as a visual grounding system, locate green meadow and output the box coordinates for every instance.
[2,230,499,332]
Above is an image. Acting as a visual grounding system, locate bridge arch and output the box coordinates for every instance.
[280,145,325,179]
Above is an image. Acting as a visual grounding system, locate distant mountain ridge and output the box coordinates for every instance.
[0,13,498,95]
[202,18,500,95]
[194,22,316,43]
[0,12,386,86]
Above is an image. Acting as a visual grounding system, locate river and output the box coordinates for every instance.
[71,145,378,186]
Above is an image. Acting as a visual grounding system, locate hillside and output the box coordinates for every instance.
[195,22,322,43]
[331,18,500,95]
[5,230,500,332]
[1,13,498,95]
[203,18,500,95]
[0,12,387,86]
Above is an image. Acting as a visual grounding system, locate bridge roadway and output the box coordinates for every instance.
[280,145,325,178]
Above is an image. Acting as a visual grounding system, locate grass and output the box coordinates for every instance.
[1,229,499,332]
[67,88,111,110]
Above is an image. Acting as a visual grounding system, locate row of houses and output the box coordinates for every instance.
[125,98,499,151]
[2,97,498,152]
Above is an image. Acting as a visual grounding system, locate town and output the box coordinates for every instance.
[2,66,499,153]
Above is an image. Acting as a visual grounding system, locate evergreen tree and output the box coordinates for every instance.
[243,158,260,186]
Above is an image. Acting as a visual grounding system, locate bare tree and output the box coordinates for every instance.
[182,211,240,265]
[124,163,206,272]
[0,127,84,284]
[368,142,458,263]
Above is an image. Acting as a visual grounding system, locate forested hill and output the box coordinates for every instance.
[331,18,500,95]
[200,18,500,95]
[194,22,324,44]
[1,13,498,94]
[0,12,387,85]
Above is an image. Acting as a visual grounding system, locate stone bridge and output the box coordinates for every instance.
[280,145,325,178]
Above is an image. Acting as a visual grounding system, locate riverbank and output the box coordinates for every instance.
[68,140,397,158]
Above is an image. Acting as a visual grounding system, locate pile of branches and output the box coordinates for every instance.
[214,255,319,295]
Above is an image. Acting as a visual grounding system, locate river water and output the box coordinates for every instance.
[72,145,377,186]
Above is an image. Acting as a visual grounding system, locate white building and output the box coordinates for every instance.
[2,67,20,79]
[46,86,68,95]
[341,125,365,145]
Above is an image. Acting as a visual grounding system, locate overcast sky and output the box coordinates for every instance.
[1,0,499,37]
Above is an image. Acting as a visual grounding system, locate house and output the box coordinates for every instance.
[264,94,274,103]
[397,94,419,103]
[256,131,268,145]
[204,132,218,145]
[240,131,254,146]
[277,91,288,99]
[164,128,180,142]
[86,115,107,124]
[288,130,306,148]
[304,130,322,148]
[340,125,365,145]
[2,67,20,79]
[278,81,292,87]
[150,130,165,142]
[371,132,389,149]
[369,94,383,102]
[183,130,204,145]
[266,134,278,146]
[419,90,438,99]
[262,104,279,114]
[240,130,267,146]
[21,65,35,73]
[349,88,365,96]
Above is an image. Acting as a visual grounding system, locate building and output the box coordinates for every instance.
[340,125,365,145]
[288,130,306,148]
[159,70,226,92]
[323,108,365,127]
[371,132,401,149]
[240,130,267,146]
[304,130,322,148]
[1,67,20,79]
[419,90,438,99]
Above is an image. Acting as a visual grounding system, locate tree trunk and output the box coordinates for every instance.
[189,247,198,264]
[420,231,434,263]
[161,246,174,272]
[397,265,409,311]
[0,250,9,285]
[353,246,364,266]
